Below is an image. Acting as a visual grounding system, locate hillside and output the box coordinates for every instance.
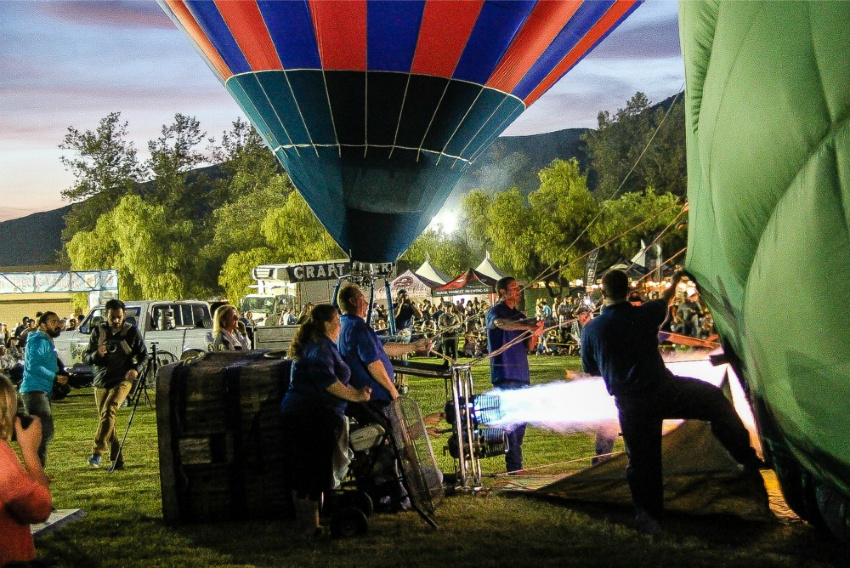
[0,127,590,268]
[0,205,71,268]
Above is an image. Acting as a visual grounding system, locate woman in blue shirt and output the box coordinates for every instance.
[280,304,370,538]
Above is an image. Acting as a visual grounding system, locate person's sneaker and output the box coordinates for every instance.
[112,460,125,471]
[635,509,662,536]
[87,454,102,468]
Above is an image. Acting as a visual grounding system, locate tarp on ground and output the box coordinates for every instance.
[475,252,508,281]
[434,269,496,297]
[415,257,451,285]
[535,377,772,521]
[373,269,441,301]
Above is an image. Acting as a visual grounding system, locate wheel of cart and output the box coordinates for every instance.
[330,506,369,538]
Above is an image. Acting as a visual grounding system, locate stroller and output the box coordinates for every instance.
[327,397,444,537]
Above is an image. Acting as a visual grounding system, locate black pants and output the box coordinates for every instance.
[441,334,458,361]
[615,376,757,518]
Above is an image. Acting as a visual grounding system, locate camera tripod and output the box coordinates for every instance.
[110,342,175,473]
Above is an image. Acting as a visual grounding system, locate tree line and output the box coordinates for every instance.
[58,93,686,306]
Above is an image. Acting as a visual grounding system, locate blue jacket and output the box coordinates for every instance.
[20,329,59,394]
[581,299,672,397]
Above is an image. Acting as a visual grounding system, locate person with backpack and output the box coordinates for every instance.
[83,299,147,470]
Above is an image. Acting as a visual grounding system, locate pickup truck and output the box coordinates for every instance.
[54,300,214,378]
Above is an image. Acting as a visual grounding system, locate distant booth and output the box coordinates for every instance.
[373,270,443,302]
[414,256,451,286]
[0,269,118,325]
[474,251,508,282]
[434,269,497,302]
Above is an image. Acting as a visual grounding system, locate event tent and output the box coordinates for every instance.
[434,269,496,297]
[415,256,451,285]
[373,269,442,300]
[475,251,508,281]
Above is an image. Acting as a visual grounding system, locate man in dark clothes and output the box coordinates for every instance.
[83,299,147,469]
[392,289,422,342]
[581,269,763,534]
[486,276,544,473]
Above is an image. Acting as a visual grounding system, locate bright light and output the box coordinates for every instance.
[575,279,583,286]
[427,210,458,234]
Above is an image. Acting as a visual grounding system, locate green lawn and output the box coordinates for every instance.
[30,355,846,567]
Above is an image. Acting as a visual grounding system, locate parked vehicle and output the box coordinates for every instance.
[54,300,214,379]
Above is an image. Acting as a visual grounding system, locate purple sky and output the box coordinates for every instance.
[0,0,683,222]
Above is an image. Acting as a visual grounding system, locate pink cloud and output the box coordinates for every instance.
[42,1,172,29]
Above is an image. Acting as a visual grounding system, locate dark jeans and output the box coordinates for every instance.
[21,391,53,468]
[441,335,458,362]
[494,379,528,472]
[616,375,758,518]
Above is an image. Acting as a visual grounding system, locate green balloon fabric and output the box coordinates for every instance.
[680,0,850,495]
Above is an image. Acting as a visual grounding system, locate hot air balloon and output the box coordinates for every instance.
[680,0,850,541]
[158,0,642,262]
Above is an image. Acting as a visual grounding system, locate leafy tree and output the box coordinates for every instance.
[528,159,599,283]
[262,192,343,261]
[400,228,476,277]
[212,117,284,202]
[587,187,683,268]
[460,190,495,253]
[218,247,277,303]
[216,191,343,301]
[67,195,193,299]
[145,113,212,216]
[58,112,143,240]
[583,92,686,199]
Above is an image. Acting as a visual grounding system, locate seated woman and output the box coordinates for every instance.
[0,376,52,566]
[280,304,371,538]
[212,305,252,351]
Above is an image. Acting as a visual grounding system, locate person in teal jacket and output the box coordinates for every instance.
[19,312,68,467]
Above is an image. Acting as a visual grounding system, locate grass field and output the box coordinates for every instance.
[27,355,848,567]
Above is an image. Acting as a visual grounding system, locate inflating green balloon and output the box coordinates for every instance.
[680,0,850,538]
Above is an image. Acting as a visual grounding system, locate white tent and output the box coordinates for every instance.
[475,251,508,281]
[373,270,441,301]
[415,255,451,285]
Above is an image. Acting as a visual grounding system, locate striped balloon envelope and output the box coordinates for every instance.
[159,0,642,262]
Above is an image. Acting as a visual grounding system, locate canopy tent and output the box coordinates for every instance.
[434,269,496,297]
[606,261,647,280]
[475,251,508,281]
[415,256,451,285]
[373,269,442,301]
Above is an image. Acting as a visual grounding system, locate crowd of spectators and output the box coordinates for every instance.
[370,286,717,360]
[0,312,84,385]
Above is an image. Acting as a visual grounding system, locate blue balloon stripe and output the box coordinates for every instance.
[453,0,537,85]
[456,95,523,161]
[442,88,518,159]
[184,1,251,74]
[367,1,426,72]
[225,79,290,153]
[257,0,321,70]
[511,0,616,100]
[467,103,525,162]
[254,73,313,146]
[228,75,295,152]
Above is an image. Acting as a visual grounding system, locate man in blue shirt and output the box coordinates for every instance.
[581,269,762,533]
[486,277,544,472]
[337,284,431,510]
[19,312,68,467]
[337,284,430,408]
